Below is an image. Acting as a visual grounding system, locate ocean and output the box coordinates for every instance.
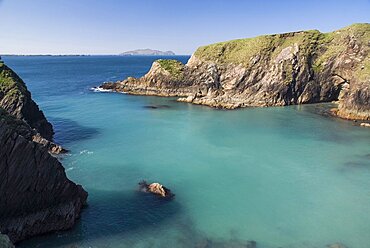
[3,55,370,248]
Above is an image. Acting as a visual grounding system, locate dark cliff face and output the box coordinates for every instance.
[0,62,87,243]
[101,23,370,120]
[0,109,87,243]
[0,62,54,140]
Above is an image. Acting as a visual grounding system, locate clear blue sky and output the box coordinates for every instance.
[0,0,369,55]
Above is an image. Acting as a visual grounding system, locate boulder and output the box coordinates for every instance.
[138,181,174,198]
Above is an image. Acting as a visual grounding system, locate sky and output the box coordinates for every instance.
[0,0,369,55]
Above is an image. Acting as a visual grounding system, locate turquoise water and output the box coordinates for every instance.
[3,56,370,248]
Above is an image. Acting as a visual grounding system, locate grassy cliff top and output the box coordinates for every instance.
[156,59,184,80]
[0,62,28,100]
[193,23,370,69]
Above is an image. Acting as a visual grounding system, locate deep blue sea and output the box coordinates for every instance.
[3,56,370,248]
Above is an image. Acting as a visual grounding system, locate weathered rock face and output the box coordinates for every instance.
[0,109,87,243]
[0,62,54,140]
[0,62,67,154]
[101,23,370,120]
[0,62,87,243]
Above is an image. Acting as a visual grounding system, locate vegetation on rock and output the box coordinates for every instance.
[157,59,184,80]
[101,23,370,120]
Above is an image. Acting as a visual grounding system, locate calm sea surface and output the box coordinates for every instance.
[3,55,370,248]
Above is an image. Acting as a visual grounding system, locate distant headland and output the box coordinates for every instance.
[119,49,175,56]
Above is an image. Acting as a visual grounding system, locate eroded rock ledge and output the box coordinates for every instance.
[100,23,370,120]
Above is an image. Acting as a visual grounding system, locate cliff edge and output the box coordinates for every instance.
[0,62,54,139]
[0,61,66,153]
[0,62,87,243]
[101,23,370,120]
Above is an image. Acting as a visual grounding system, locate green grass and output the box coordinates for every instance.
[313,23,370,73]
[0,63,27,101]
[194,29,323,68]
[157,59,184,80]
[193,23,370,78]
[194,35,276,67]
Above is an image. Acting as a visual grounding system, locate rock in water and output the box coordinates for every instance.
[99,23,370,121]
[139,181,174,198]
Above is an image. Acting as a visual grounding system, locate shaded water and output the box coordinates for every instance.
[3,56,370,248]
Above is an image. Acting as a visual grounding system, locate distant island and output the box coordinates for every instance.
[119,49,175,56]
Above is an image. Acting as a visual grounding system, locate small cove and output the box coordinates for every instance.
[4,55,370,248]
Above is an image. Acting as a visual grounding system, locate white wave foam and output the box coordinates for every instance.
[90,86,112,93]
[80,150,94,155]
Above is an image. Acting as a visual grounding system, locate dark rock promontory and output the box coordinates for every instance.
[0,62,54,140]
[0,62,87,243]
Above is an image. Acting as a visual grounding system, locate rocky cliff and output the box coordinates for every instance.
[0,62,54,139]
[0,63,87,243]
[101,23,370,120]
[0,61,66,153]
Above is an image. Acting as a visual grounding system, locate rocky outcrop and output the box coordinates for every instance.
[0,62,87,243]
[32,133,68,154]
[0,62,68,154]
[0,109,87,243]
[139,181,175,198]
[100,23,370,120]
[0,62,54,140]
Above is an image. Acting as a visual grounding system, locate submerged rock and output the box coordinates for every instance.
[196,238,257,248]
[143,104,171,109]
[327,243,348,248]
[138,180,175,198]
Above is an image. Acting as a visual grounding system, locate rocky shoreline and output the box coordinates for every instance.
[100,23,370,121]
[0,61,88,244]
